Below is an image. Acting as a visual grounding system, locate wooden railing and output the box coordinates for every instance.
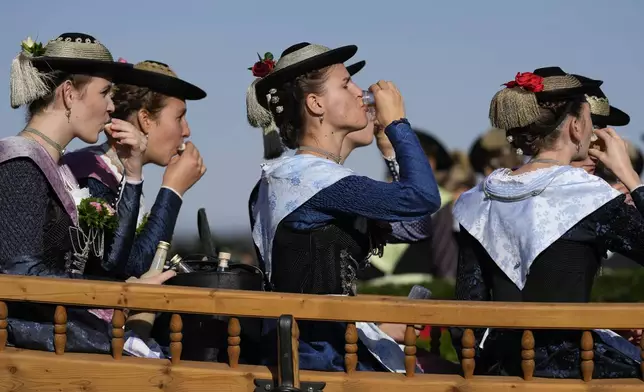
[0,274,643,391]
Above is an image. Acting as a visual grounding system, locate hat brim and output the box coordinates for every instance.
[32,57,206,100]
[32,57,134,79]
[534,79,603,102]
[532,70,603,102]
[346,60,365,76]
[118,67,206,101]
[591,105,630,127]
[255,45,358,99]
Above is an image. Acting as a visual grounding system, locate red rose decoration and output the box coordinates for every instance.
[504,72,544,92]
[251,59,275,77]
[248,52,275,78]
[117,57,128,63]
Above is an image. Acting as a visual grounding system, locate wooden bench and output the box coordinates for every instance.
[0,274,643,391]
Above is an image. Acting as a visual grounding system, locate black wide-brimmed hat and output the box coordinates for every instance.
[571,74,629,127]
[346,60,365,76]
[121,60,206,101]
[254,42,357,101]
[246,42,359,159]
[490,66,601,130]
[10,32,142,108]
[468,128,510,174]
[531,67,602,102]
[413,129,453,171]
[468,127,528,174]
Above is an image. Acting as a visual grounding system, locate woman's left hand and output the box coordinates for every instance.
[105,118,147,182]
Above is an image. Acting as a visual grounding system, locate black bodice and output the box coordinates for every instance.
[270,220,385,295]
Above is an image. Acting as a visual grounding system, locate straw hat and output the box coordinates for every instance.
[571,75,629,127]
[10,32,137,108]
[124,60,206,100]
[245,42,360,159]
[490,66,601,131]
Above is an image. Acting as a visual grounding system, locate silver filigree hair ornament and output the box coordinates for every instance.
[246,52,283,159]
[10,37,52,109]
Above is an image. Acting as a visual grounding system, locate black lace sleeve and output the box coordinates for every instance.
[587,187,644,264]
[449,226,490,361]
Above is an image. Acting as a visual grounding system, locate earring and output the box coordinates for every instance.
[319,114,324,124]
[65,108,71,123]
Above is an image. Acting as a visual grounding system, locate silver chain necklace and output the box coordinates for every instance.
[297,146,342,164]
[528,157,563,165]
[20,127,65,155]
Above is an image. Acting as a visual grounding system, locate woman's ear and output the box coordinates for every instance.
[137,109,152,134]
[305,93,325,117]
[569,115,584,145]
[60,80,75,110]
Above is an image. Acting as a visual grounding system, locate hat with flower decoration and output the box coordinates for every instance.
[10,32,143,108]
[245,43,361,159]
[489,66,601,131]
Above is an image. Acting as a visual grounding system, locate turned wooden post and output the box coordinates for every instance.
[430,326,442,356]
[111,309,125,360]
[640,333,644,381]
[292,319,300,389]
[169,314,183,365]
[54,306,67,355]
[227,317,241,368]
[580,330,594,382]
[461,328,475,379]
[344,322,358,374]
[521,330,535,380]
[0,301,7,351]
[404,325,417,377]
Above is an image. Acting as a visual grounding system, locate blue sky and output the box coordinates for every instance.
[1,0,643,237]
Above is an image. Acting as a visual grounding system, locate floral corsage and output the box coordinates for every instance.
[68,190,117,274]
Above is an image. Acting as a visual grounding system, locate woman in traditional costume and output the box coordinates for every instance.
[246,42,441,372]
[62,60,207,279]
[570,74,631,176]
[451,66,644,378]
[1,32,175,354]
[248,59,434,253]
[572,77,642,273]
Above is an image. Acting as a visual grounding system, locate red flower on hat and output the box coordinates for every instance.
[504,72,544,93]
[117,57,128,63]
[248,52,275,78]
